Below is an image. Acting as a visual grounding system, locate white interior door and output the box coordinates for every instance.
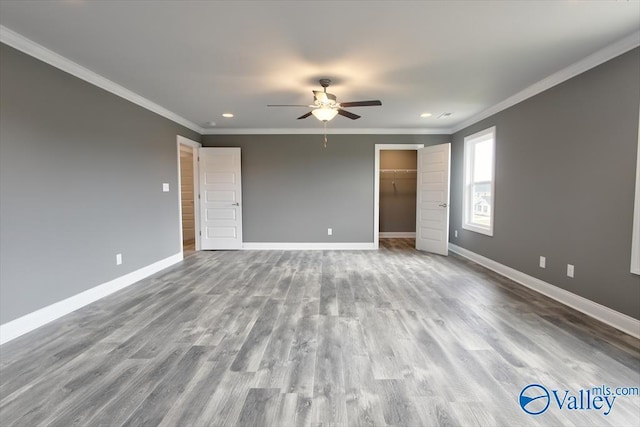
[416,143,451,255]
[199,147,243,250]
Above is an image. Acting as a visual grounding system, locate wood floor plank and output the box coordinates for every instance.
[255,296,304,388]
[356,305,406,380]
[192,371,255,427]
[230,298,282,372]
[337,277,357,318]
[121,345,209,427]
[156,351,237,427]
[343,355,387,427]
[375,378,422,426]
[284,314,318,396]
[319,270,339,317]
[270,392,299,427]
[236,387,281,427]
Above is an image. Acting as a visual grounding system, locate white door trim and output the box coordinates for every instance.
[374,144,424,248]
[177,135,202,251]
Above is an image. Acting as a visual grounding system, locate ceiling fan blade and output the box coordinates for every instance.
[337,109,361,120]
[313,90,328,103]
[339,100,382,108]
[267,104,312,107]
[297,112,313,120]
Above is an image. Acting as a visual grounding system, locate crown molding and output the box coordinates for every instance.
[0,25,203,134]
[450,30,640,134]
[201,127,452,135]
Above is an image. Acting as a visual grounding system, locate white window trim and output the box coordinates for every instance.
[631,107,640,275]
[462,126,496,237]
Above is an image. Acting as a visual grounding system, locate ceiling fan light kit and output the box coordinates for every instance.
[311,107,339,122]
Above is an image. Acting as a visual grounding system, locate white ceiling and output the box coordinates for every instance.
[1,1,639,134]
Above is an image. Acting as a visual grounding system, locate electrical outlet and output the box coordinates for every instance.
[116,253,122,265]
[539,256,546,269]
[567,264,574,278]
[327,228,333,236]
[454,230,458,238]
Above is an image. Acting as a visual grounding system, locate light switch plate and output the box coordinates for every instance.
[162,183,170,192]
[567,264,574,278]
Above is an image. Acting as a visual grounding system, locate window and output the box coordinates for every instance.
[463,126,496,236]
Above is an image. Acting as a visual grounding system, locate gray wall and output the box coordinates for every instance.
[450,47,640,320]
[201,134,449,242]
[380,150,417,232]
[0,44,200,323]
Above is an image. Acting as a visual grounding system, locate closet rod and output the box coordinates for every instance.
[379,169,417,173]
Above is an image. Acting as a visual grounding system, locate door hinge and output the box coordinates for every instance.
[199,231,201,236]
[198,194,201,199]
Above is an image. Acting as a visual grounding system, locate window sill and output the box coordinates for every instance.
[462,223,494,237]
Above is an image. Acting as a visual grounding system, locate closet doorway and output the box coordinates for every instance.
[374,144,423,248]
[380,151,417,237]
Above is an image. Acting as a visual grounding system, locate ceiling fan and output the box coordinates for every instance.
[267,79,382,122]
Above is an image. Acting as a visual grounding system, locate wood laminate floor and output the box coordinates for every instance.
[1,239,639,426]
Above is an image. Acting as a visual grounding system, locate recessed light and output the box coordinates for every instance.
[222,113,234,118]
[420,112,432,118]
[207,121,217,127]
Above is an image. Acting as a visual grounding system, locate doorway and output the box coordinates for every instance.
[177,135,201,254]
[374,144,424,248]
[379,150,418,238]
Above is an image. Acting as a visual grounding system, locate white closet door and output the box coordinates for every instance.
[416,143,450,255]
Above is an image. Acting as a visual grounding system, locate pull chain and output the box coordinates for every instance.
[323,121,328,148]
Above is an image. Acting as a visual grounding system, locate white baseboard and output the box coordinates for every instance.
[448,244,640,339]
[0,252,184,345]
[243,242,377,250]
[379,232,416,238]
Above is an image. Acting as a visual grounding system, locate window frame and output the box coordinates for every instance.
[462,126,496,237]
[631,108,640,276]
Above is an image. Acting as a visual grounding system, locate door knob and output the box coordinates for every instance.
[439,203,448,208]
[232,202,240,206]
